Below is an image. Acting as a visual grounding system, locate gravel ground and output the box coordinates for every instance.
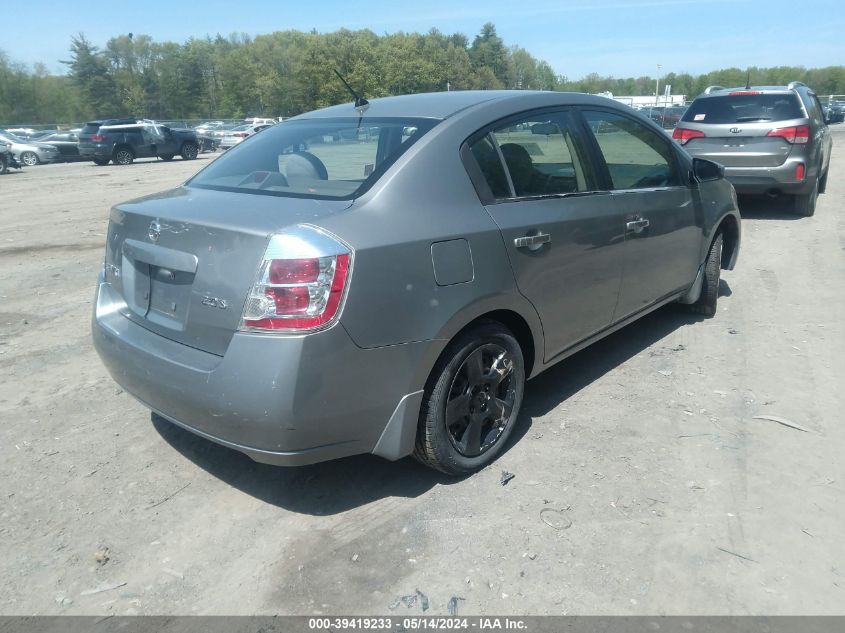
[1,135,844,616]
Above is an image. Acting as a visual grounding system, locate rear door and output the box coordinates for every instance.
[579,109,701,320]
[468,108,627,362]
[803,91,832,178]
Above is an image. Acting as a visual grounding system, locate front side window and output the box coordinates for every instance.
[581,110,680,190]
[189,117,437,200]
[469,111,592,200]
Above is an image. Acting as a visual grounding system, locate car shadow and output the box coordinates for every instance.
[83,156,214,169]
[152,413,458,515]
[737,194,802,220]
[521,304,703,419]
[154,303,705,515]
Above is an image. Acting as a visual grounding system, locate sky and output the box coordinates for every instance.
[8,0,845,80]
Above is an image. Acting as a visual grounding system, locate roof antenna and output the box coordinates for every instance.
[333,70,369,115]
[745,69,751,90]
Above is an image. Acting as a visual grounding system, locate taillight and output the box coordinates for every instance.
[672,127,706,145]
[233,132,248,138]
[240,225,353,333]
[728,91,762,96]
[767,125,810,144]
[90,134,106,142]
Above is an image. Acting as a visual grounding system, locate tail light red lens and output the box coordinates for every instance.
[269,258,320,284]
[729,91,762,96]
[240,226,353,333]
[795,163,805,181]
[767,125,810,144]
[672,127,706,145]
[90,134,106,142]
[233,132,248,138]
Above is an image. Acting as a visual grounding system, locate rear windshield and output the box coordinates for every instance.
[81,123,101,134]
[682,94,804,124]
[188,117,438,200]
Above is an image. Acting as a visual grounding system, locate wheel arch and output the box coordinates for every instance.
[431,307,541,382]
[716,213,740,270]
[112,144,135,158]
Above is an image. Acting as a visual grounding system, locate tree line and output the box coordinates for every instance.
[2,23,844,126]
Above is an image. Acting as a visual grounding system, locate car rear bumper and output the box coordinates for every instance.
[92,279,436,466]
[79,144,113,159]
[719,159,817,195]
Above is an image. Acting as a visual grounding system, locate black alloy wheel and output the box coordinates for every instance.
[445,343,517,457]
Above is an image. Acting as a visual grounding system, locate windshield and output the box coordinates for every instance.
[682,94,805,124]
[0,131,25,143]
[189,116,438,200]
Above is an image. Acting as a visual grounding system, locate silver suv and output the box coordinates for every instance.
[673,82,832,216]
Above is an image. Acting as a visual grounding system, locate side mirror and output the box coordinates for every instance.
[692,157,724,183]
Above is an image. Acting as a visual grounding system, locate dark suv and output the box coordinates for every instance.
[78,119,200,166]
[672,82,832,216]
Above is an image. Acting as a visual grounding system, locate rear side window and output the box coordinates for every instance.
[189,117,437,200]
[581,110,681,190]
[682,94,804,124]
[470,136,510,198]
[469,110,593,200]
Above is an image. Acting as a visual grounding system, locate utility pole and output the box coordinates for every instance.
[655,64,662,106]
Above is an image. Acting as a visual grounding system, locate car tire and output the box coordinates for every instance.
[413,321,525,476]
[689,233,723,318]
[818,169,828,194]
[793,178,818,217]
[0,155,8,175]
[180,142,199,160]
[113,147,134,166]
[20,151,39,166]
[159,154,175,161]
[92,158,110,166]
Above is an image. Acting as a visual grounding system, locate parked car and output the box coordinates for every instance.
[244,117,277,126]
[645,105,687,128]
[218,123,273,150]
[199,122,239,148]
[672,82,832,216]
[0,130,60,165]
[822,102,844,124]
[78,119,200,165]
[36,131,84,162]
[5,127,37,138]
[195,121,226,132]
[92,91,740,475]
[1,141,22,174]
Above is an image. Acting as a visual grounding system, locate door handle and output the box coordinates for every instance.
[626,218,650,234]
[514,232,551,251]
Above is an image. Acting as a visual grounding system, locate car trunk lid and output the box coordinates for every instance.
[104,186,352,356]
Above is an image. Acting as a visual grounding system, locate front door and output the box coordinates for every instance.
[469,109,627,362]
[579,109,702,320]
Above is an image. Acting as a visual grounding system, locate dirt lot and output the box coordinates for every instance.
[1,135,844,616]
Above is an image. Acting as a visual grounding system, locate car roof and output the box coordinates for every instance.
[291,90,622,121]
[699,86,803,98]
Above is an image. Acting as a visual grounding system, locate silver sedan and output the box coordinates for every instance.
[93,91,741,475]
[218,123,274,150]
[0,131,60,165]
